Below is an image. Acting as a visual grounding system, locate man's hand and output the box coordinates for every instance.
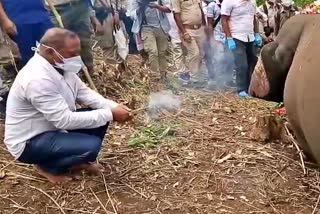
[204,26,213,39]
[183,32,192,43]
[148,2,158,8]
[95,21,104,36]
[148,3,171,13]
[113,12,120,31]
[2,18,17,37]
[254,33,263,47]
[226,37,236,50]
[112,105,132,123]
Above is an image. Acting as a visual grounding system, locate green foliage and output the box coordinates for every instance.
[257,0,264,6]
[128,124,176,148]
[256,0,314,7]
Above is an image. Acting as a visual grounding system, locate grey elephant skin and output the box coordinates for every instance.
[252,14,320,163]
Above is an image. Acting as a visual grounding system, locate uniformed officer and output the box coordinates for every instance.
[172,0,206,84]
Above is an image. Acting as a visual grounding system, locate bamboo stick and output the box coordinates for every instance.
[46,0,98,92]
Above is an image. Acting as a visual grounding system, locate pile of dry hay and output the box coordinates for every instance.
[0,52,320,214]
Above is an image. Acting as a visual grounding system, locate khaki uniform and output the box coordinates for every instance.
[274,5,297,36]
[95,14,127,64]
[137,1,169,74]
[0,29,20,65]
[48,0,94,71]
[93,0,127,65]
[0,28,19,90]
[171,0,205,74]
[141,27,168,73]
[172,42,186,73]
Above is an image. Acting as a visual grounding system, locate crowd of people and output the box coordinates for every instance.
[301,0,320,13]
[0,0,304,182]
[0,0,301,95]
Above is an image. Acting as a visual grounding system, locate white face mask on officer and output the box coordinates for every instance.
[35,42,84,74]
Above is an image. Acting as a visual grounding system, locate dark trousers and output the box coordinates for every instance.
[18,109,109,175]
[203,38,215,80]
[232,39,258,92]
[52,0,93,69]
[12,21,53,65]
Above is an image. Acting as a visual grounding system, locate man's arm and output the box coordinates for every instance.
[75,75,119,110]
[256,6,268,27]
[26,80,113,130]
[98,0,121,29]
[254,16,259,34]
[156,5,171,13]
[198,3,206,25]
[0,1,17,36]
[171,0,185,33]
[221,15,231,38]
[207,16,213,29]
[274,12,280,36]
[206,4,214,35]
[149,3,171,13]
[220,0,232,38]
[173,13,186,34]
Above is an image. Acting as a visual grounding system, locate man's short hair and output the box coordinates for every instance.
[40,28,78,50]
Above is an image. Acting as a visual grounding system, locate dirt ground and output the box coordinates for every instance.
[0,55,320,214]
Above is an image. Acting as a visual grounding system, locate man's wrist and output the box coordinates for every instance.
[0,16,9,25]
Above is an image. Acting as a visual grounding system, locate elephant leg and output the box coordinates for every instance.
[284,68,312,160]
[284,27,320,163]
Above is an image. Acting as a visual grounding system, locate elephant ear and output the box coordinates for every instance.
[249,56,270,98]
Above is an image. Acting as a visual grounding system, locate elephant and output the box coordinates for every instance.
[249,14,320,163]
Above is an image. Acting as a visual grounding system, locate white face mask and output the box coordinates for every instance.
[55,55,84,74]
[34,42,84,74]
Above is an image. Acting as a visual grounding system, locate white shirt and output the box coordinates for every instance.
[207,1,226,42]
[202,1,208,22]
[165,1,181,43]
[4,53,118,159]
[221,0,257,42]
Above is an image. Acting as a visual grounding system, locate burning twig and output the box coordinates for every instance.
[45,0,64,28]
[131,107,148,114]
[46,0,97,91]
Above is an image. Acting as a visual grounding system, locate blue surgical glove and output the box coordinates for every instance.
[226,37,236,50]
[254,33,262,47]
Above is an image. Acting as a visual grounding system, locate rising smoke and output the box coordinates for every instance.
[144,37,234,121]
[146,90,182,119]
[203,36,235,90]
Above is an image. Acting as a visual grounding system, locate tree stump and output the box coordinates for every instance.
[250,113,287,142]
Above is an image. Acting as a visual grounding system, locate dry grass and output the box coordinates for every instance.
[0,54,319,214]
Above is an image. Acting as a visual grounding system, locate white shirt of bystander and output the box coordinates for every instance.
[221,0,257,42]
[5,53,118,159]
[164,0,181,43]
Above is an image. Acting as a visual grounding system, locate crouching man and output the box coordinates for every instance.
[4,28,132,183]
